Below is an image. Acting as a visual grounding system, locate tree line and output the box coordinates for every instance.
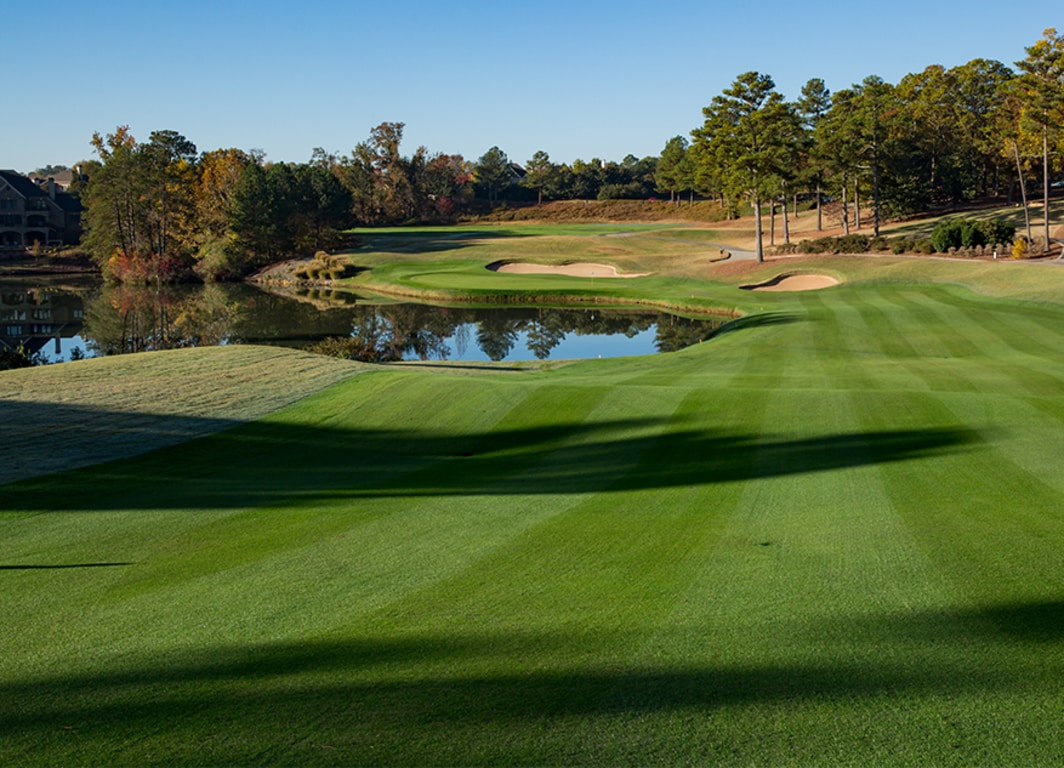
[75,28,1063,278]
[685,28,1064,261]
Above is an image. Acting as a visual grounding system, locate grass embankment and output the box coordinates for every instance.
[3,253,1064,764]
[0,346,363,485]
[325,224,745,316]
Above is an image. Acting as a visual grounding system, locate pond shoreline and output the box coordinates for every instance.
[0,254,97,277]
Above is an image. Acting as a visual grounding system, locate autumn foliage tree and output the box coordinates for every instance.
[82,127,199,282]
[337,122,471,224]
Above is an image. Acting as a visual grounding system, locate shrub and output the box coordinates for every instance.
[798,237,834,254]
[293,252,352,281]
[836,234,870,253]
[195,236,256,282]
[0,343,44,371]
[105,250,195,284]
[931,220,964,252]
[796,234,870,254]
[976,220,1016,246]
[931,218,1015,253]
[1012,237,1029,259]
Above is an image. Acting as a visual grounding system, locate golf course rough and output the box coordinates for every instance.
[3,270,1064,764]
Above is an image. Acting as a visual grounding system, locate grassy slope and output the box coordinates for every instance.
[3,247,1064,764]
[0,346,364,486]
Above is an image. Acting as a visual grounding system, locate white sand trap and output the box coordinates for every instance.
[489,261,650,278]
[741,274,839,292]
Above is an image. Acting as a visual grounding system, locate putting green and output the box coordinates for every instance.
[2,275,1064,765]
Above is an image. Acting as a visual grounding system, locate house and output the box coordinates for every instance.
[0,169,82,249]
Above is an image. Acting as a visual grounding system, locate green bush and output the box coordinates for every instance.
[931,219,1015,253]
[931,220,964,252]
[194,236,258,281]
[976,220,1016,246]
[796,234,870,255]
[891,239,911,255]
[798,237,837,254]
[836,234,870,253]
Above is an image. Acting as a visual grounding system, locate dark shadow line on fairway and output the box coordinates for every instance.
[0,562,135,570]
[353,229,530,256]
[0,400,982,511]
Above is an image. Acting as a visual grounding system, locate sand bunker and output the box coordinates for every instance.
[741,274,839,292]
[489,261,650,278]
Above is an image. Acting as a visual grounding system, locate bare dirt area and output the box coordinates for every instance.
[488,261,651,278]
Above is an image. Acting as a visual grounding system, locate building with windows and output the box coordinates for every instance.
[0,170,82,249]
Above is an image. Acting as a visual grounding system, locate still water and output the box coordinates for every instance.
[0,280,725,364]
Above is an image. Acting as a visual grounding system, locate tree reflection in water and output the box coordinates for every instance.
[335,305,724,362]
[61,282,728,362]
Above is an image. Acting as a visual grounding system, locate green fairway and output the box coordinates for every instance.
[3,258,1064,763]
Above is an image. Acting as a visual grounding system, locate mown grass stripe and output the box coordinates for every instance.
[888,287,1064,397]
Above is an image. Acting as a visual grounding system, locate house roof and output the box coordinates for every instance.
[32,169,75,188]
[0,169,82,213]
[0,170,49,199]
[53,193,83,213]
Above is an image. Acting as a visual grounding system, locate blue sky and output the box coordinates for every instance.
[4,1,1058,173]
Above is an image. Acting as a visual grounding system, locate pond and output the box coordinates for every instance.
[0,279,726,365]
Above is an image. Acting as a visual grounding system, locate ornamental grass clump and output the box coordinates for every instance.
[294,252,352,280]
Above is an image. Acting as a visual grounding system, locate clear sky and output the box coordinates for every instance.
[4,0,1059,173]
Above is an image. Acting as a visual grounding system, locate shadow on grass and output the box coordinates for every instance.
[354,229,528,256]
[0,399,979,512]
[706,311,801,340]
[0,563,134,570]
[1,601,1061,762]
